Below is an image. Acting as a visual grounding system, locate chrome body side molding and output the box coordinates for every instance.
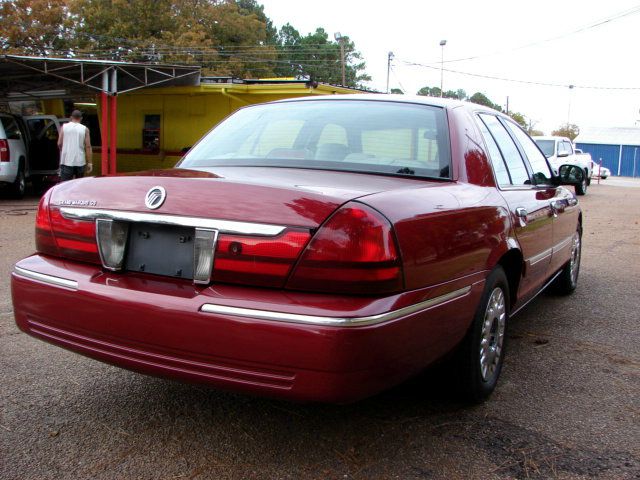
[13,266,78,290]
[200,286,472,327]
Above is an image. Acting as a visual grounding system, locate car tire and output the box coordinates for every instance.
[575,175,588,196]
[454,266,510,402]
[10,162,26,199]
[552,227,582,295]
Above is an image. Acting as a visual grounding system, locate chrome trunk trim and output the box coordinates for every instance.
[60,207,286,237]
[200,286,472,327]
[13,266,78,290]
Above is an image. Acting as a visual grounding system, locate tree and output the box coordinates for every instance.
[552,123,580,141]
[273,25,370,87]
[469,92,502,112]
[1,0,371,83]
[0,0,75,55]
[390,88,404,94]
[508,112,527,128]
[417,86,465,99]
[417,86,441,97]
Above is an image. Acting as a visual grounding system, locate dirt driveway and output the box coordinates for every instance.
[1,182,639,480]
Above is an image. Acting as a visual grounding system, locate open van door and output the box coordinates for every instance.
[23,115,61,176]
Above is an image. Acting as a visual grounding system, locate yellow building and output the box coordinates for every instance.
[107,78,361,172]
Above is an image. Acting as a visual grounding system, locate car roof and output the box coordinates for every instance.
[269,93,504,115]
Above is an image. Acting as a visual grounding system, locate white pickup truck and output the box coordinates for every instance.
[533,135,592,195]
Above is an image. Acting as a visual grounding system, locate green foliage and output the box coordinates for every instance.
[390,88,404,94]
[552,123,580,141]
[272,25,370,87]
[529,129,544,136]
[0,0,370,86]
[508,112,527,128]
[0,0,75,55]
[469,92,503,112]
[416,86,466,100]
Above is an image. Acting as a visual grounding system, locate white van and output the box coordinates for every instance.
[0,113,29,197]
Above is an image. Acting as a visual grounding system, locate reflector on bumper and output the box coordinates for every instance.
[193,228,218,284]
[96,219,129,270]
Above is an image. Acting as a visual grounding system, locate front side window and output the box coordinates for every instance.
[180,100,452,179]
[503,121,553,185]
[479,114,530,185]
[534,139,555,158]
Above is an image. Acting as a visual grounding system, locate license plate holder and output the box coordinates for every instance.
[125,223,195,279]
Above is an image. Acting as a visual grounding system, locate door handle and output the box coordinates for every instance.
[549,200,563,217]
[515,207,528,227]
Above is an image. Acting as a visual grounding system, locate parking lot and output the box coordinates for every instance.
[1,181,639,480]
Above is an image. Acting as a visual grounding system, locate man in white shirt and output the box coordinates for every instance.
[57,110,93,181]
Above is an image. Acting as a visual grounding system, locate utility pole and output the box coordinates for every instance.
[334,32,346,86]
[386,51,394,93]
[506,96,509,115]
[439,40,447,97]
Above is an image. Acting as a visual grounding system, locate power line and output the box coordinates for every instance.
[423,4,640,66]
[398,59,640,90]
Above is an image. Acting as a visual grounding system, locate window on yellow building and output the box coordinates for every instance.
[142,114,161,152]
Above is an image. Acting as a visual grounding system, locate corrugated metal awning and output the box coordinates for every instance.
[0,55,201,100]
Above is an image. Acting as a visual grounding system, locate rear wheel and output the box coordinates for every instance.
[10,162,25,199]
[454,267,509,402]
[552,227,582,295]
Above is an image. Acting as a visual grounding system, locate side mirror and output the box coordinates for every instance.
[556,164,585,186]
[557,151,569,158]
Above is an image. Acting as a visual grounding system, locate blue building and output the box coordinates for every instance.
[575,127,640,177]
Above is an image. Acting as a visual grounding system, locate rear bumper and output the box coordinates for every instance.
[12,255,483,403]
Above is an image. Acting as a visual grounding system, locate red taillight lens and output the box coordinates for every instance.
[47,207,100,264]
[35,190,58,256]
[287,203,403,295]
[213,230,311,287]
[0,139,9,162]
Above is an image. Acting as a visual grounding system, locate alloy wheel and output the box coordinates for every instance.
[479,287,506,382]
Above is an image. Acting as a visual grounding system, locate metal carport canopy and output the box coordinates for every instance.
[0,55,201,176]
[0,55,201,100]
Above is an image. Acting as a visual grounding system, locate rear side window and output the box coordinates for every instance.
[1,117,22,140]
[477,118,511,186]
[479,114,530,185]
[503,121,553,185]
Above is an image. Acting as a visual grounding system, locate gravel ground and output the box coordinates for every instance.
[1,181,639,480]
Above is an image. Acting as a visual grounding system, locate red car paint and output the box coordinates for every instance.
[11,96,581,402]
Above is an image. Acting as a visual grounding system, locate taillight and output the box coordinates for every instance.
[286,203,403,295]
[214,230,311,287]
[0,139,9,162]
[35,190,58,256]
[48,207,100,264]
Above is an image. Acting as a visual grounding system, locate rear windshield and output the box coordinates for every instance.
[534,139,555,158]
[179,100,451,179]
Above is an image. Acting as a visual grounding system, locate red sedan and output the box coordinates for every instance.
[11,95,584,403]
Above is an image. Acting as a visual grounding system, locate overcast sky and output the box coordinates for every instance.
[261,0,640,134]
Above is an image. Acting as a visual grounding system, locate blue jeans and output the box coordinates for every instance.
[60,165,85,181]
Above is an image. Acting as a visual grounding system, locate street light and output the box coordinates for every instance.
[334,32,346,86]
[567,84,575,125]
[439,40,447,97]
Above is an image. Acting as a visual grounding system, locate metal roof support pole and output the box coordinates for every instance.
[100,70,109,176]
[618,144,623,176]
[109,68,118,174]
